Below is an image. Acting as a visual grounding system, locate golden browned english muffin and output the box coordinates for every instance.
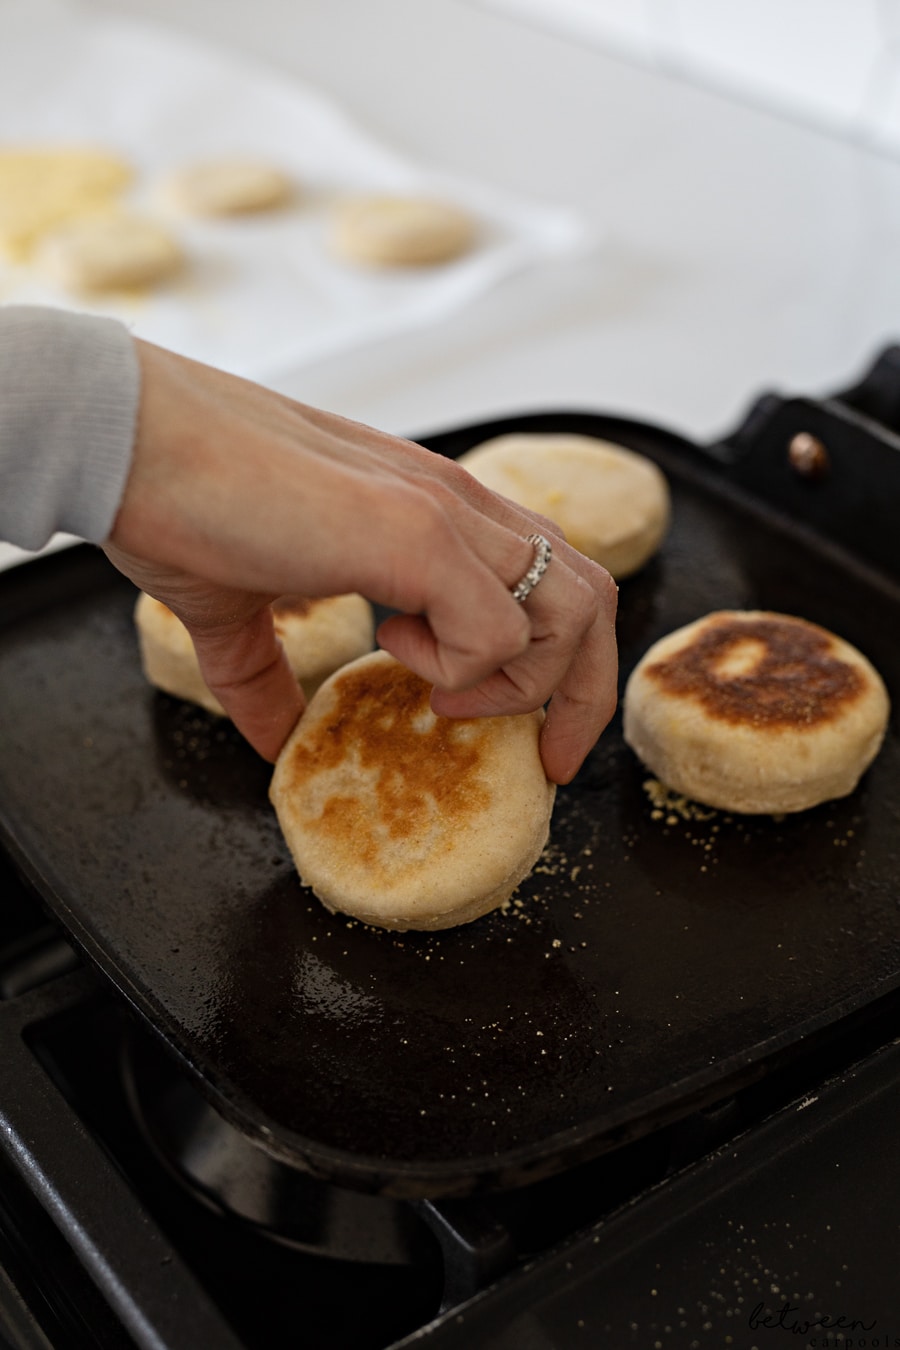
[134,592,375,714]
[269,650,556,931]
[457,432,670,579]
[330,195,475,266]
[623,610,890,814]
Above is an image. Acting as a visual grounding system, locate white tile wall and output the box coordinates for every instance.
[471,0,900,155]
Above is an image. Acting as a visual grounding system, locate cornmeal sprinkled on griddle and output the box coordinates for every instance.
[639,776,730,875]
[643,777,718,823]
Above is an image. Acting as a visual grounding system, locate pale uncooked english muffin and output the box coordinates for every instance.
[161,160,294,216]
[457,433,670,579]
[330,195,475,266]
[0,146,133,261]
[134,593,375,715]
[623,610,891,814]
[270,650,556,931]
[37,215,183,292]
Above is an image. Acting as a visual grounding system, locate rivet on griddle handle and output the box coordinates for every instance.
[788,432,830,479]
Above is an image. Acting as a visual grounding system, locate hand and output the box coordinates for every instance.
[105,340,618,782]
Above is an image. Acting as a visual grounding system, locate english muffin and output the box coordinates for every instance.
[330,195,475,266]
[623,610,890,814]
[37,215,183,292]
[161,160,293,216]
[457,433,670,578]
[0,146,133,261]
[270,650,556,930]
[134,592,375,715]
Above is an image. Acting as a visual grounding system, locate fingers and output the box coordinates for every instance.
[107,527,304,761]
[359,484,533,689]
[429,539,619,783]
[539,586,618,783]
[186,606,305,762]
[398,463,620,781]
[368,473,619,783]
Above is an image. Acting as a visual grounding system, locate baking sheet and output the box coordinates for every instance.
[0,411,898,1197]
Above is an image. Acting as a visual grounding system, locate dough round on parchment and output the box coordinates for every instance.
[269,650,556,931]
[622,610,890,814]
[0,146,133,261]
[457,433,670,579]
[37,215,183,292]
[161,160,294,216]
[330,195,475,266]
[134,593,375,715]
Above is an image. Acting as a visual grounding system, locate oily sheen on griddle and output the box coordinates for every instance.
[269,650,556,931]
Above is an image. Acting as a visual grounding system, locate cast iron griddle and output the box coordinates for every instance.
[0,403,898,1198]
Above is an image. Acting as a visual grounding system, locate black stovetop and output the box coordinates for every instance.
[3,758,900,1349]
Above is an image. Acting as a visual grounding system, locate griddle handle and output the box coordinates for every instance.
[712,393,900,582]
[415,1197,516,1312]
[833,343,900,433]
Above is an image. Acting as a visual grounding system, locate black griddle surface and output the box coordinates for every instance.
[0,411,898,1197]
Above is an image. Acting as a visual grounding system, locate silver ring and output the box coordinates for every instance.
[511,533,552,604]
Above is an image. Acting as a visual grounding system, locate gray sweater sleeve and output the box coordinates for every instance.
[0,305,140,550]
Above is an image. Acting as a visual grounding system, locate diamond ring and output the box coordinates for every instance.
[510,533,552,604]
